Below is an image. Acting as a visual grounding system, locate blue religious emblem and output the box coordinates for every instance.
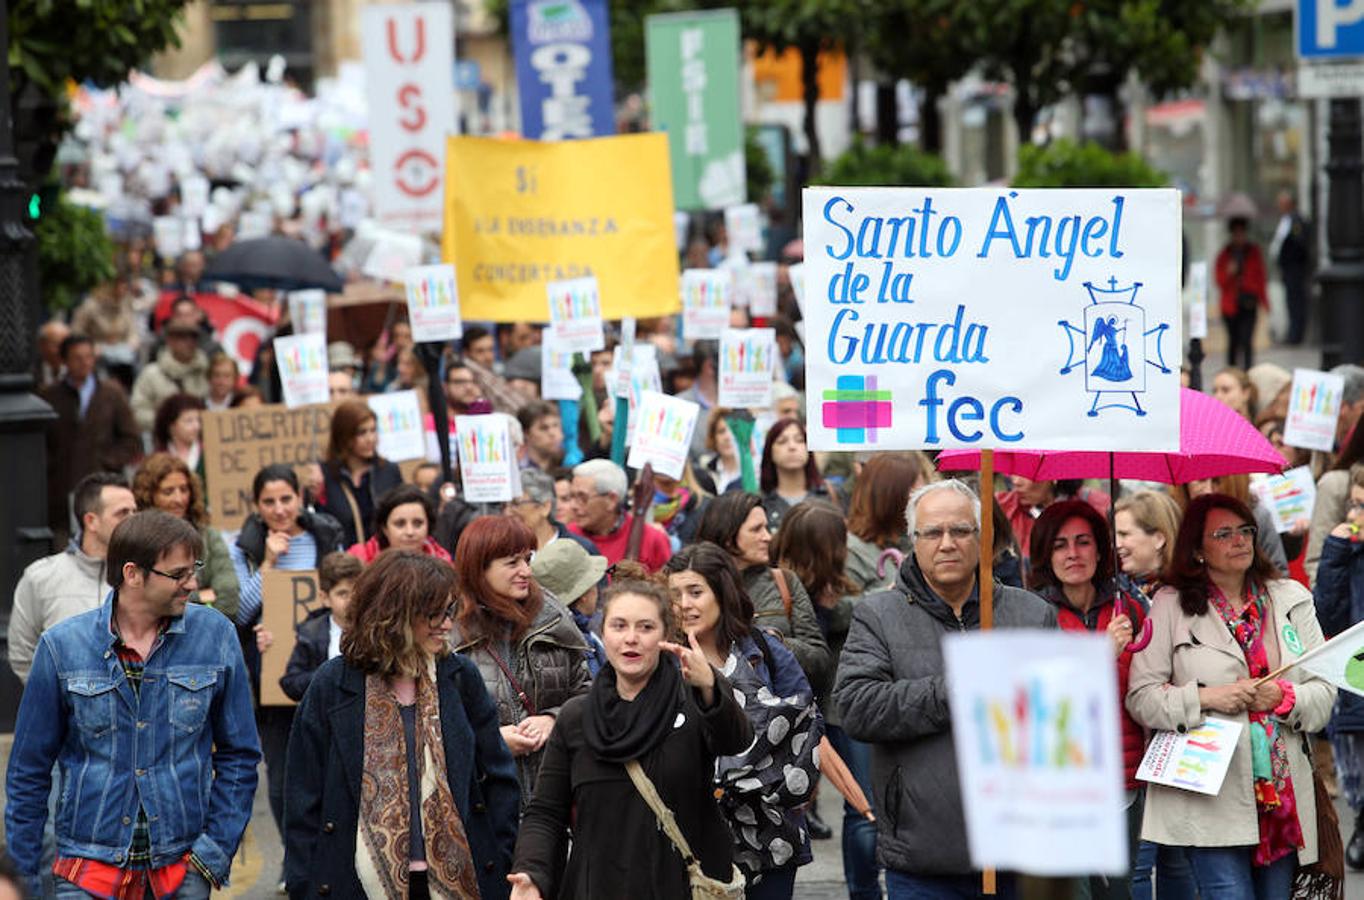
[1058,278,1172,417]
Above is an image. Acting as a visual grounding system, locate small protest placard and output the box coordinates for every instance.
[1137,717,1242,796]
[287,289,327,337]
[201,403,333,529]
[628,391,700,479]
[454,414,515,502]
[260,569,324,706]
[724,203,763,255]
[404,264,463,342]
[1250,466,1316,533]
[363,230,423,283]
[1284,368,1345,452]
[153,216,184,260]
[944,631,1127,876]
[181,175,210,219]
[274,333,329,408]
[367,390,426,462]
[546,275,605,353]
[744,261,778,317]
[719,328,776,409]
[681,269,734,340]
[541,336,584,401]
[610,344,663,445]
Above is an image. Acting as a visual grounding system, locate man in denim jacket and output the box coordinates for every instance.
[5,510,260,898]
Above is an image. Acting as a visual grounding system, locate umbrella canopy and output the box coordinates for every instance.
[1217,191,1258,220]
[936,388,1286,484]
[203,236,343,292]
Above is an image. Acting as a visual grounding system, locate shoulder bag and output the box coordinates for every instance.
[624,760,746,899]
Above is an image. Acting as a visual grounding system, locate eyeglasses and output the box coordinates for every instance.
[427,603,458,629]
[913,524,979,543]
[507,497,541,508]
[1208,524,1258,543]
[146,560,205,585]
[568,491,601,504]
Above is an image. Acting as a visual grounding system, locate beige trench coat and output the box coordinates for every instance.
[1126,578,1336,864]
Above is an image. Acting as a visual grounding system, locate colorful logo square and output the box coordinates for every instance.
[822,374,893,444]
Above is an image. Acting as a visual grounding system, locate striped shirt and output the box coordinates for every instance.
[231,531,319,626]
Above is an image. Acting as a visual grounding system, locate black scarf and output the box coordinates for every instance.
[582,657,682,764]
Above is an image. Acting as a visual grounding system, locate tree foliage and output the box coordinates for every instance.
[815,139,954,187]
[8,0,190,98]
[1011,138,1168,188]
[35,195,117,312]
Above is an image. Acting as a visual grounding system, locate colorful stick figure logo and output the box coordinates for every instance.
[822,374,892,445]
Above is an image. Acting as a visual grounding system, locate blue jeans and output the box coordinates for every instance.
[886,869,1017,899]
[827,724,881,899]
[1184,846,1295,900]
[745,864,797,900]
[54,869,212,899]
[1131,841,1197,900]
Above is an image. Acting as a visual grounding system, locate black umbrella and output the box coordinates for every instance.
[203,237,343,292]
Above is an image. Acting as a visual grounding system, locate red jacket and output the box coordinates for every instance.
[569,513,672,573]
[1215,241,1268,319]
[1038,583,1147,787]
[346,535,453,564]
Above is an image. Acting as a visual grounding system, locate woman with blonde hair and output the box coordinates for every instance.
[132,451,239,620]
[285,550,521,899]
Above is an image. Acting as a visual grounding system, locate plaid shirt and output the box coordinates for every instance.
[52,615,215,899]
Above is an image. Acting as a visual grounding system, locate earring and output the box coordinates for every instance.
[1195,554,1205,564]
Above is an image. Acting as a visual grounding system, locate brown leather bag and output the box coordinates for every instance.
[1293,757,1344,899]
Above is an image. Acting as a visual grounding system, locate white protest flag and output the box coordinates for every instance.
[1288,618,1364,698]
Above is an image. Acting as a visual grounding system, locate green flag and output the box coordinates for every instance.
[645,8,745,211]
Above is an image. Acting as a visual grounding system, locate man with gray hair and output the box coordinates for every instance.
[835,478,1054,897]
[510,469,601,557]
[567,459,672,571]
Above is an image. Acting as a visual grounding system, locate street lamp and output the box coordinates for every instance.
[1317,97,1364,370]
[0,0,57,731]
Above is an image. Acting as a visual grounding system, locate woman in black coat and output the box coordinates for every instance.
[285,551,520,900]
[317,398,405,548]
[508,575,753,900]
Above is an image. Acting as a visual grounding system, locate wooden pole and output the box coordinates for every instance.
[979,449,995,894]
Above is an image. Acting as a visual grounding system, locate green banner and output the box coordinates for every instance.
[645,9,745,211]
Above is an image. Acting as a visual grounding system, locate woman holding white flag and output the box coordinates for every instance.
[1127,492,1336,899]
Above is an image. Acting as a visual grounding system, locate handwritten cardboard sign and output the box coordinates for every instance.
[260,569,324,706]
[801,187,1182,451]
[201,403,333,530]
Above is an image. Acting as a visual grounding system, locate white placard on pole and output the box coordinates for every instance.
[404,264,463,342]
[274,333,330,408]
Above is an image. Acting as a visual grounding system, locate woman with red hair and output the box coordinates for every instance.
[453,516,589,808]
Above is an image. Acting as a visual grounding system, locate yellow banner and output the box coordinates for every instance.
[442,133,681,322]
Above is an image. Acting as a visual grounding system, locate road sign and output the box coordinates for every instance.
[1299,0,1364,59]
[1298,60,1364,96]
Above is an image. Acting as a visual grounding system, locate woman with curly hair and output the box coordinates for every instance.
[285,550,521,899]
[131,451,239,621]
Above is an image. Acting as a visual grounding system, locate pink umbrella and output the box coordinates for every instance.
[935,388,1287,484]
[936,387,1287,652]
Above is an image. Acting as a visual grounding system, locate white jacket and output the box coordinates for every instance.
[8,542,108,682]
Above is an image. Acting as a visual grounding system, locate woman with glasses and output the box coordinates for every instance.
[452,516,589,810]
[1128,493,1336,897]
[285,550,521,900]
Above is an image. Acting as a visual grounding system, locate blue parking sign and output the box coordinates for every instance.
[1300,0,1364,58]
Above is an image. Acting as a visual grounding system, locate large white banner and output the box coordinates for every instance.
[362,3,455,232]
[801,188,1182,451]
[944,631,1127,876]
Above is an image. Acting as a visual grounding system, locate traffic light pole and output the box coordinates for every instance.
[0,0,57,731]
[1317,97,1364,370]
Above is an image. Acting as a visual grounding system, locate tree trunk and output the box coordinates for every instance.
[921,82,944,155]
[876,81,898,147]
[1011,81,1037,147]
[800,40,823,178]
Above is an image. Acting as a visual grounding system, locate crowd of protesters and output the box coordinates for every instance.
[7,201,1364,900]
